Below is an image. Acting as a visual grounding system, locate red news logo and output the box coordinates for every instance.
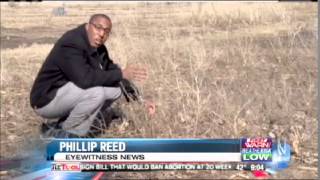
[244,138,272,148]
[52,163,81,171]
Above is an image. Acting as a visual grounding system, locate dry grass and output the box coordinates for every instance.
[0,1,318,179]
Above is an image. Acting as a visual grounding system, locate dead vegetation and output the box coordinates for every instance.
[0,2,318,179]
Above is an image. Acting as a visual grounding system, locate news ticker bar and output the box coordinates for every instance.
[52,162,265,172]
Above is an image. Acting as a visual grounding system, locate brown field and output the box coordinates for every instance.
[0,1,318,179]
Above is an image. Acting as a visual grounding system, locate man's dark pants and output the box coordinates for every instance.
[34,82,121,136]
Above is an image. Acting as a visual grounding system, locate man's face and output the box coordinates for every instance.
[86,17,112,48]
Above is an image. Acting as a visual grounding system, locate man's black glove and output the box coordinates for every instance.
[119,79,141,102]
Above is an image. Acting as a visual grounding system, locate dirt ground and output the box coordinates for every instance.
[0,2,318,179]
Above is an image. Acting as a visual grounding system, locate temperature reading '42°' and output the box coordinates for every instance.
[236,163,245,171]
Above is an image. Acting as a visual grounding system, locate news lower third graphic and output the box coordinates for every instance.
[48,138,290,171]
[14,138,291,179]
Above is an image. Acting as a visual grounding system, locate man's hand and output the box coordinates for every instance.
[122,64,147,83]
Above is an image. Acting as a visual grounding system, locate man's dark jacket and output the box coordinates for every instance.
[30,24,123,109]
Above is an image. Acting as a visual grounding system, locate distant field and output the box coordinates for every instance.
[0,2,317,179]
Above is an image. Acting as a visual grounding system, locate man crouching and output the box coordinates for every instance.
[30,14,147,138]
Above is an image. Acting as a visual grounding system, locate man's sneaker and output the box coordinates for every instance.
[40,122,61,135]
[40,115,68,134]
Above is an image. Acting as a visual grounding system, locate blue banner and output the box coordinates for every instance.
[47,139,240,160]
